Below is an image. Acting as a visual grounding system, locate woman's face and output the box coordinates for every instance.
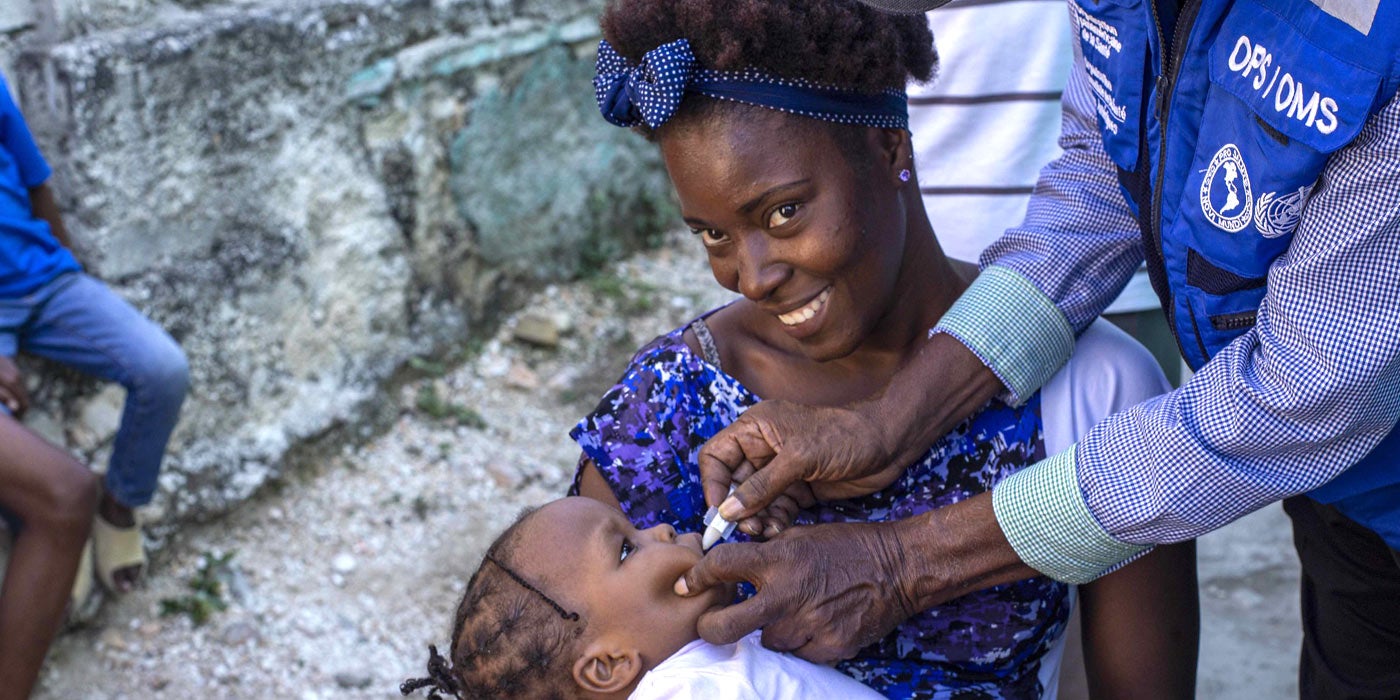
[658,108,911,362]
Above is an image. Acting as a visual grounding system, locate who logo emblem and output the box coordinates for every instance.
[1255,184,1315,238]
[1199,144,1254,233]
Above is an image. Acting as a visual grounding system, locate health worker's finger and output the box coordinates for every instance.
[790,637,856,666]
[723,451,804,521]
[763,612,862,664]
[785,482,817,510]
[698,447,746,509]
[767,493,800,523]
[674,540,763,597]
[699,408,790,509]
[759,626,812,654]
[695,592,782,646]
[732,461,757,484]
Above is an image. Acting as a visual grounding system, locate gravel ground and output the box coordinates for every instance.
[30,237,1300,699]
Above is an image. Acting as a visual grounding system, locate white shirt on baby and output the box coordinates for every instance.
[629,631,885,700]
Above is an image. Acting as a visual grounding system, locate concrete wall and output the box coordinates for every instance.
[1,0,674,524]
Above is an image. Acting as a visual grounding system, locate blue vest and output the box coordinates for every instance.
[1071,0,1400,546]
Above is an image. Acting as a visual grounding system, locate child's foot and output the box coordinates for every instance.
[94,492,144,593]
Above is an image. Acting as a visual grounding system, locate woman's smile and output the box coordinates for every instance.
[775,286,832,333]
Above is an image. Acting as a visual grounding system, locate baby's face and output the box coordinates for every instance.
[514,497,729,664]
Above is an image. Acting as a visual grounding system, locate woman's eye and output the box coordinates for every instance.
[767,203,800,228]
[689,228,728,246]
[620,539,636,563]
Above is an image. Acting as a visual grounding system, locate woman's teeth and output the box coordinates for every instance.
[778,288,831,326]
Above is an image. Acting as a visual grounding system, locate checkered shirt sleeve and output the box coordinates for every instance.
[935,39,1145,405]
[952,62,1400,582]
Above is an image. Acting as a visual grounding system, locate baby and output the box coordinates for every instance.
[402,496,883,699]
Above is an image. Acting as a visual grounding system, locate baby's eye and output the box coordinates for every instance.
[767,203,800,229]
[620,539,636,563]
[689,227,728,247]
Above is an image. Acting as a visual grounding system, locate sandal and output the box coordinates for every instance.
[67,538,98,626]
[92,513,145,593]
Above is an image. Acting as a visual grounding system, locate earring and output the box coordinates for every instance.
[899,168,911,182]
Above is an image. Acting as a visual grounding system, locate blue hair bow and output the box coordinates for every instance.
[593,38,910,131]
[594,39,696,129]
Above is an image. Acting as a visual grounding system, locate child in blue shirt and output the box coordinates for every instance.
[0,70,188,684]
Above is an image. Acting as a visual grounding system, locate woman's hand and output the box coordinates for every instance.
[675,518,921,664]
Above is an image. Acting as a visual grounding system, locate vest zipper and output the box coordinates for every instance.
[1210,311,1258,331]
[1150,0,1205,354]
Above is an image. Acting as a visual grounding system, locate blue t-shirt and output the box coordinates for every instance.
[0,72,79,297]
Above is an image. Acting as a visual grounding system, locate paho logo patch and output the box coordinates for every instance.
[1200,144,1254,233]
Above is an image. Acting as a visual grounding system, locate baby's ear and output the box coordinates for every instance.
[571,642,643,695]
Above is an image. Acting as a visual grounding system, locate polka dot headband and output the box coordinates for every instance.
[594,38,909,131]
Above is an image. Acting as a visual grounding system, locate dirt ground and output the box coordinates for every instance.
[31,238,1301,699]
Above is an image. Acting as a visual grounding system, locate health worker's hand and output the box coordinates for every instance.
[697,332,1003,522]
[698,400,903,529]
[674,493,1040,665]
[674,519,919,664]
[0,356,29,418]
[724,458,817,539]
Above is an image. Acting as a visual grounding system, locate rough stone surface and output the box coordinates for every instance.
[512,310,561,347]
[0,0,679,528]
[449,42,674,278]
[0,0,33,34]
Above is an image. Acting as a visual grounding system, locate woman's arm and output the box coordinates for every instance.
[1077,542,1199,699]
[576,457,624,511]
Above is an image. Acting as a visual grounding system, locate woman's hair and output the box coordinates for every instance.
[601,0,937,148]
[402,508,587,700]
[601,0,937,93]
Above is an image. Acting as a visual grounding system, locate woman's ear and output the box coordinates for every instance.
[571,642,643,695]
[871,127,914,187]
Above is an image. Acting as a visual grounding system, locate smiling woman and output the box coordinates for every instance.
[663,109,926,371]
[560,1,1199,698]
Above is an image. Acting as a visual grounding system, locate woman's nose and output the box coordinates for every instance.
[736,235,789,302]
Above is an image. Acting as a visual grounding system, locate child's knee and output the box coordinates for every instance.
[133,339,190,403]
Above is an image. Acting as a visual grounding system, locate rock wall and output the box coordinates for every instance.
[0,0,675,523]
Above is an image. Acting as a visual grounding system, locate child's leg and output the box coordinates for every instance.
[0,416,96,700]
[20,273,189,511]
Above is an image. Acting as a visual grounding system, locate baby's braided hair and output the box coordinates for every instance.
[402,507,586,700]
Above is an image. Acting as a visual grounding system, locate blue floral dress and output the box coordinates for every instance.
[570,316,1070,699]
